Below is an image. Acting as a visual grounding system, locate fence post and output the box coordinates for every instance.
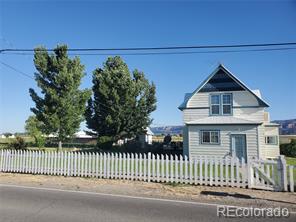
[278,155,287,191]
[247,160,254,189]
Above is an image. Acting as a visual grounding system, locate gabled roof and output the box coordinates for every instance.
[178,64,269,110]
[185,116,261,125]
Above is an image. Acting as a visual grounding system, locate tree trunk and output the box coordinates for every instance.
[58,141,62,151]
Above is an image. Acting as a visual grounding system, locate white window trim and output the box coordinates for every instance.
[201,130,220,145]
[222,93,232,115]
[265,136,278,145]
[210,93,233,116]
[210,94,221,115]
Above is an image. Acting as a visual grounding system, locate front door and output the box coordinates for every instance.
[231,134,247,160]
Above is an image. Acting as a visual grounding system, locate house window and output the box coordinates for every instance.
[222,94,232,115]
[210,95,220,115]
[265,136,278,145]
[210,93,232,115]
[201,131,220,144]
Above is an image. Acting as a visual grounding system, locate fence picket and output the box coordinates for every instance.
[151,154,155,181]
[199,156,203,185]
[179,155,183,183]
[147,153,151,182]
[156,154,160,182]
[175,155,179,183]
[131,153,134,180]
[161,154,164,182]
[204,157,208,185]
[107,153,111,179]
[289,166,294,192]
[165,155,168,182]
[122,153,126,180]
[138,153,142,181]
[230,157,234,187]
[189,157,193,184]
[170,155,174,183]
[135,153,138,180]
[209,157,213,186]
[236,157,240,187]
[225,158,229,186]
[194,158,197,185]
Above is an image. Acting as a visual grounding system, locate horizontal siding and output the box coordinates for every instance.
[261,126,280,159]
[183,109,209,122]
[233,107,265,122]
[187,90,260,108]
[183,107,265,123]
[233,91,259,106]
[184,90,265,123]
[188,125,258,160]
[187,92,208,107]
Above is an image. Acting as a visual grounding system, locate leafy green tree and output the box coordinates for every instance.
[280,139,296,157]
[85,56,156,148]
[29,45,91,150]
[25,115,45,148]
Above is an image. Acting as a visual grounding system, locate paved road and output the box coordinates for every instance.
[0,185,295,222]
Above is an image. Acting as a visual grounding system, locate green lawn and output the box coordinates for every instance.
[286,157,296,165]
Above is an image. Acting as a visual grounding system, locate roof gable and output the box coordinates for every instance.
[179,64,269,110]
[199,69,244,92]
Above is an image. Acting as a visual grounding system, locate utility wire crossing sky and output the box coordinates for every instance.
[0,1,295,133]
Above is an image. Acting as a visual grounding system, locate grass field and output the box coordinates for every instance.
[152,135,182,142]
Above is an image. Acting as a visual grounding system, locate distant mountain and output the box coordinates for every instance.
[151,119,296,136]
[272,119,296,135]
[150,126,183,135]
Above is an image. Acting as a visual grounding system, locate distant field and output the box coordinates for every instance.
[279,135,296,144]
[0,137,34,143]
[152,136,183,142]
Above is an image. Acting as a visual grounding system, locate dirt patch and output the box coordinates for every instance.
[1,173,295,211]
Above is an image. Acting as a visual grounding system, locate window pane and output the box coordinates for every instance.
[211,95,220,104]
[202,132,210,143]
[223,105,231,114]
[211,105,220,115]
[266,136,277,144]
[223,94,231,104]
[211,132,219,143]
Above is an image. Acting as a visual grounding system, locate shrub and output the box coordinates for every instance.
[97,136,113,150]
[35,136,45,148]
[280,139,296,157]
[10,136,27,150]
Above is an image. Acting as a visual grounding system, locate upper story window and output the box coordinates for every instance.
[265,136,278,145]
[210,95,220,115]
[210,93,232,115]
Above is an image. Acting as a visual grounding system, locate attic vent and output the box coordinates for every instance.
[199,69,244,92]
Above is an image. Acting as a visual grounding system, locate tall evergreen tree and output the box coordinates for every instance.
[29,45,91,149]
[85,56,156,148]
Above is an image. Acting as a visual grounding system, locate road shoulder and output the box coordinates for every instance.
[1,173,295,211]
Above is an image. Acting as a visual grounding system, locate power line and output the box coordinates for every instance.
[0,61,34,80]
[1,42,296,53]
[1,46,296,56]
[0,61,125,111]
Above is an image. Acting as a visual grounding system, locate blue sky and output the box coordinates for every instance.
[0,0,296,133]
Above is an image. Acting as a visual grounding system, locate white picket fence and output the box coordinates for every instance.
[0,149,294,192]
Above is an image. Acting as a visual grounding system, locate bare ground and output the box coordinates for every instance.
[1,173,295,211]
